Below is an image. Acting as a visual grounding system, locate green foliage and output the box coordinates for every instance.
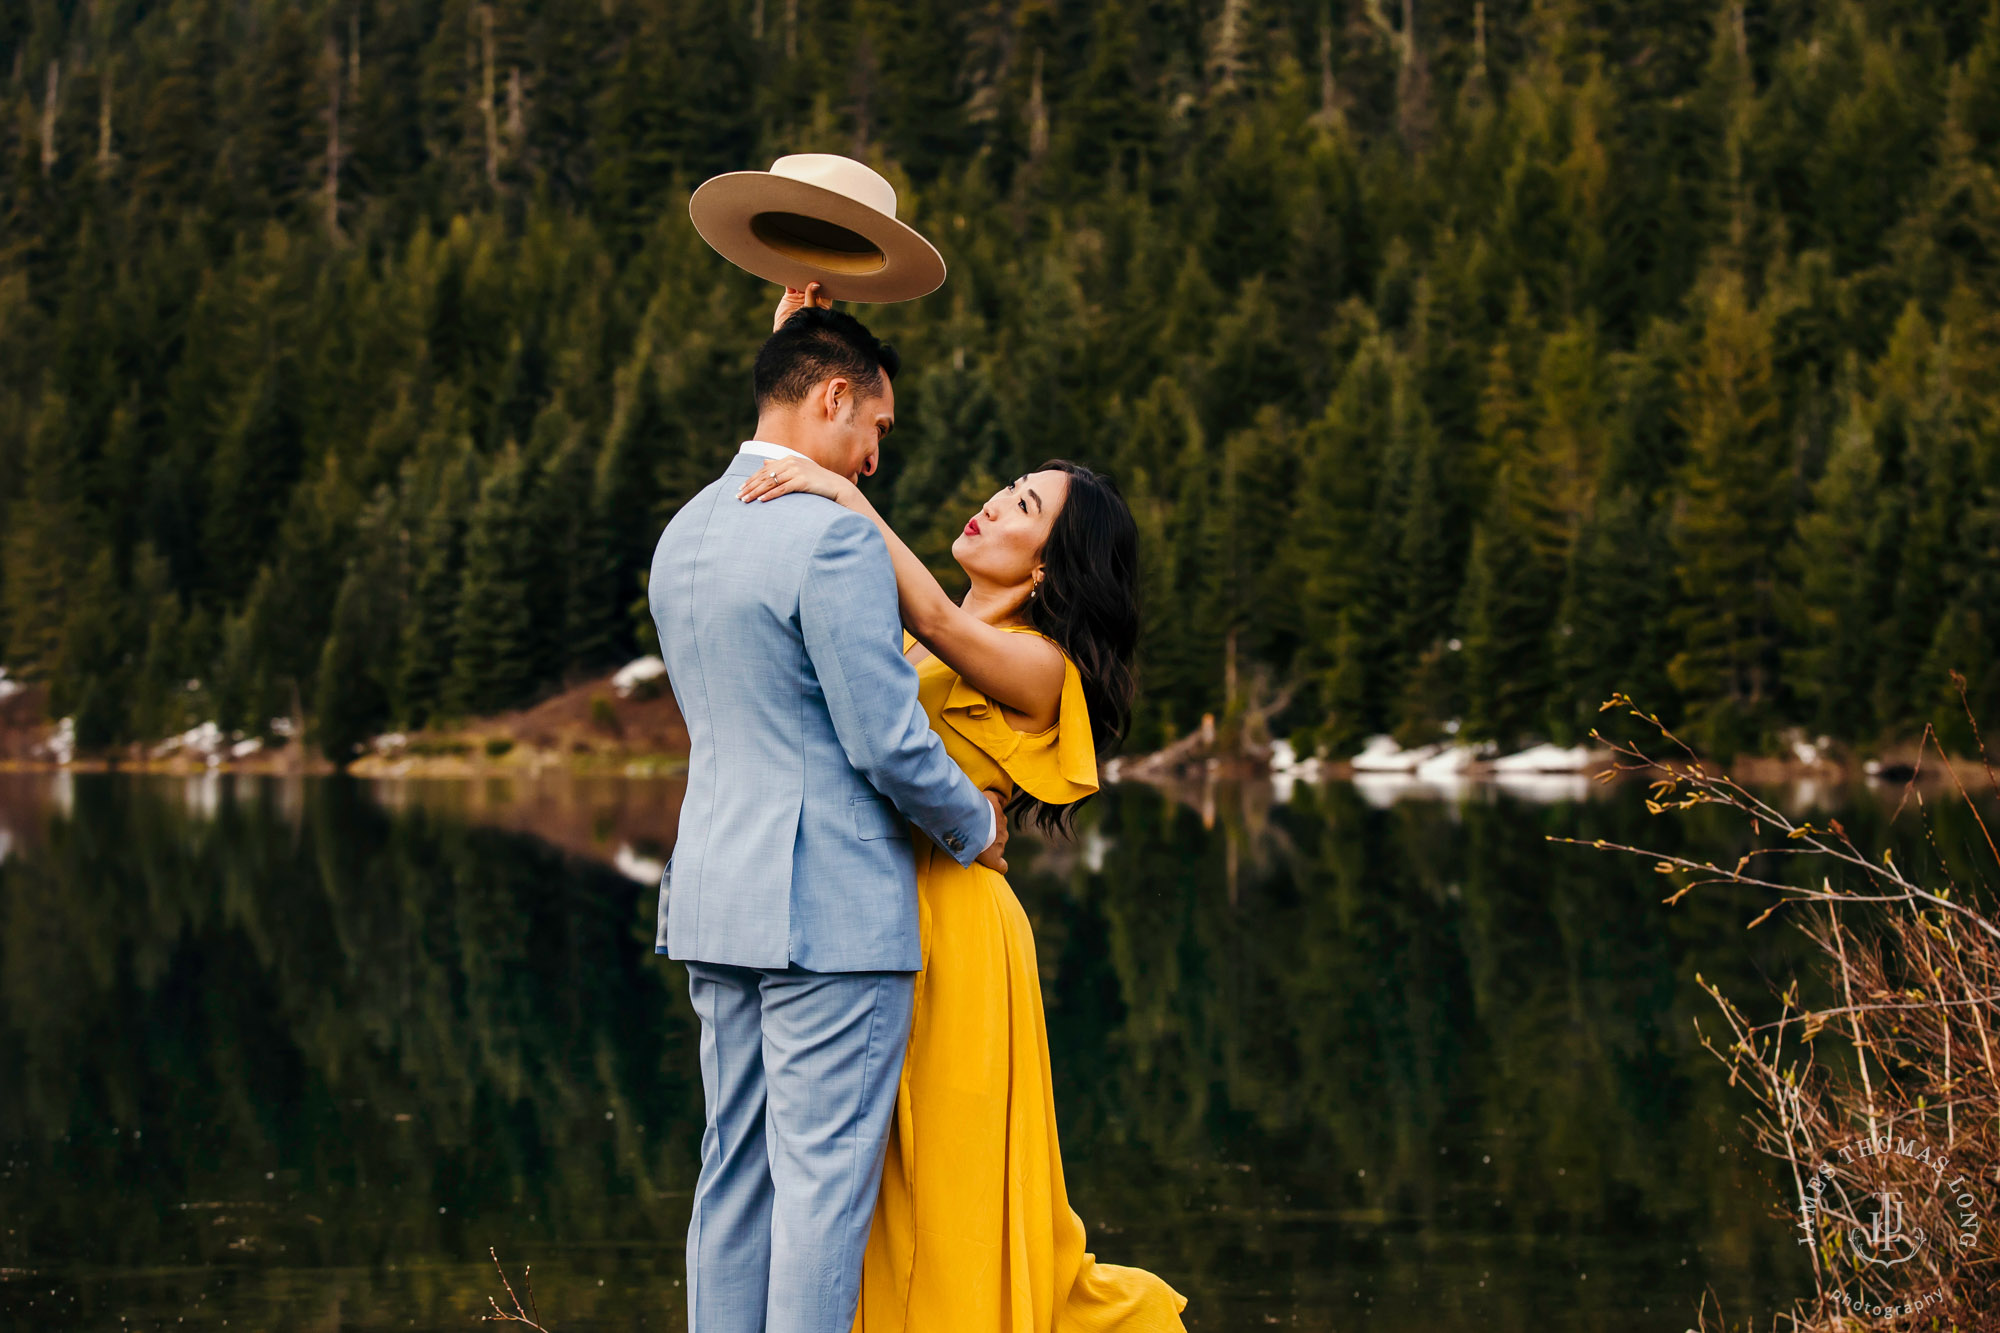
[2,1,1998,759]
[588,693,620,734]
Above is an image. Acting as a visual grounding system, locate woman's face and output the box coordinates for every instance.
[952,469,1071,597]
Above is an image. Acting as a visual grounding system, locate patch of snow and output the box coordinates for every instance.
[154,720,273,764]
[613,843,668,886]
[372,732,409,755]
[612,656,668,699]
[161,721,225,758]
[1863,758,1883,776]
[0,666,21,702]
[269,717,296,738]
[1792,739,1820,766]
[1269,738,1328,784]
[1351,735,1448,773]
[1490,743,1598,773]
[1415,743,1485,781]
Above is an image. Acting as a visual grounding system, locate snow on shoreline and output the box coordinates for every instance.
[612,656,668,699]
[1262,732,1609,805]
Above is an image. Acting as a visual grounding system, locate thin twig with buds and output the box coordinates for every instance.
[481,1247,552,1330]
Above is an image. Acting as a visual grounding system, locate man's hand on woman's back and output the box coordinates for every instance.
[974,790,1009,874]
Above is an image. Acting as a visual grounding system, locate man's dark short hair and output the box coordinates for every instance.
[753,307,901,412]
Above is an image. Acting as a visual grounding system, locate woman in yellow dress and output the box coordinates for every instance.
[737,355,1189,1329]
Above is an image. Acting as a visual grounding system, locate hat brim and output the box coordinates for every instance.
[689,172,946,304]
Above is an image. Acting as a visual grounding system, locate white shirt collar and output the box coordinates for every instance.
[739,440,808,462]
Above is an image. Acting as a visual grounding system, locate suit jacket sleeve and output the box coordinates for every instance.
[799,509,993,867]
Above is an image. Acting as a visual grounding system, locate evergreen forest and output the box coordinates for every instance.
[3,0,1999,761]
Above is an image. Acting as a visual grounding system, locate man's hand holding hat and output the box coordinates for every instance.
[773,281,835,332]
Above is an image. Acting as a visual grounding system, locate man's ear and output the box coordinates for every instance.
[818,376,852,421]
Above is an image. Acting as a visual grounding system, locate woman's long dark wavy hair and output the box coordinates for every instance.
[1010,459,1141,837]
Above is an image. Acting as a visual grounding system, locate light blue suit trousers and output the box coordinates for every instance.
[683,961,912,1333]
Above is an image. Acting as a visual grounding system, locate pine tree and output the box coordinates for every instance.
[316,568,386,764]
[1520,317,1607,563]
[52,549,127,747]
[1295,337,1394,740]
[1869,305,1975,734]
[446,441,538,717]
[1667,273,1788,755]
[1554,483,1677,742]
[1385,376,1461,734]
[128,543,186,743]
[1788,402,1883,741]
[2,387,84,680]
[214,564,292,737]
[523,408,597,684]
[314,490,406,761]
[1317,606,1372,757]
[398,445,478,728]
[1118,377,1208,737]
[1460,466,1553,746]
[221,3,316,222]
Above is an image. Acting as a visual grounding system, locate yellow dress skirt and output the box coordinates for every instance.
[853,631,1188,1333]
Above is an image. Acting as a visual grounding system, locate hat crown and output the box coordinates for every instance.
[766,154,898,220]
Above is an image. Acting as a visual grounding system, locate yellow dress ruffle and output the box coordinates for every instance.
[853,630,1188,1333]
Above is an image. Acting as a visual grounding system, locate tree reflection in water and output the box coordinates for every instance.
[0,772,1820,1329]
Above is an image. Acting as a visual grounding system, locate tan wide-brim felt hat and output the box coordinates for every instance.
[689,154,946,304]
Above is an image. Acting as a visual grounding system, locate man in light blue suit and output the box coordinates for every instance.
[650,307,1006,1333]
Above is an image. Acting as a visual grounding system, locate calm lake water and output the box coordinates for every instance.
[0,769,1859,1331]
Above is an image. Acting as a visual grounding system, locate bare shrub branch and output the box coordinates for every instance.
[1562,695,2000,1331]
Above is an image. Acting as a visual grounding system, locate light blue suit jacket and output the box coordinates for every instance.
[649,452,993,973]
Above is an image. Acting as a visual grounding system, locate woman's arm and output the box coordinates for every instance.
[736,459,1066,732]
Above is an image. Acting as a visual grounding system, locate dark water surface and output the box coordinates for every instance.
[0,770,1843,1330]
